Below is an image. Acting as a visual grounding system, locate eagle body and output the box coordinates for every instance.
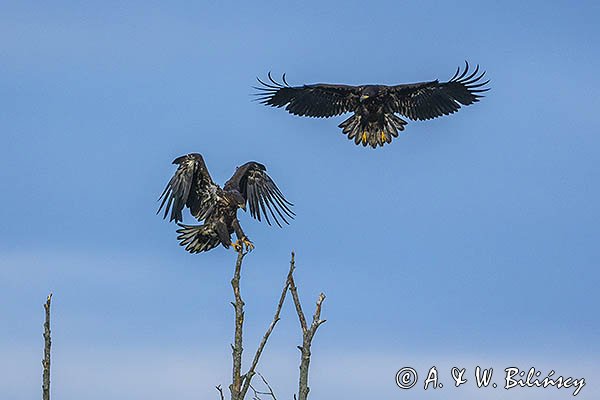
[158,153,294,253]
[338,85,409,147]
[178,191,243,252]
[255,62,489,148]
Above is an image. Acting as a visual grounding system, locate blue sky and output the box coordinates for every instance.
[1,1,599,399]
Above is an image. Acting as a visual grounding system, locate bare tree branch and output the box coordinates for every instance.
[216,385,225,400]
[223,251,324,400]
[288,253,307,333]
[289,253,326,400]
[249,383,262,400]
[229,250,247,400]
[248,372,277,400]
[239,254,295,399]
[42,293,52,400]
[257,372,277,400]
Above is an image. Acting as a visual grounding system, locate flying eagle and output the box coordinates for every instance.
[157,153,294,253]
[255,61,489,148]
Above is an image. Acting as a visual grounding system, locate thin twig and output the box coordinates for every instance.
[249,383,261,400]
[239,255,295,399]
[229,250,247,400]
[248,372,277,400]
[289,253,326,400]
[42,293,52,400]
[257,372,277,400]
[216,385,225,400]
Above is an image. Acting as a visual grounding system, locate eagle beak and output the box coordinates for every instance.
[360,94,370,101]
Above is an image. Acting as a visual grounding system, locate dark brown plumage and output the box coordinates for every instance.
[158,153,294,253]
[255,61,489,148]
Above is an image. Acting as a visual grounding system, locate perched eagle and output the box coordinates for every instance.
[158,153,294,253]
[255,61,489,148]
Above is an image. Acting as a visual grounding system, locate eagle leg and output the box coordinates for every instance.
[231,218,254,252]
[215,220,232,248]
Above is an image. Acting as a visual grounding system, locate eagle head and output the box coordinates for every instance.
[360,86,378,102]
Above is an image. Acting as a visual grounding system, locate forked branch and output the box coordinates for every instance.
[288,253,326,400]
[239,255,295,399]
[223,250,326,400]
[248,371,277,400]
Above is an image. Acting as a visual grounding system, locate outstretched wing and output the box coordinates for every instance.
[224,162,295,227]
[387,61,490,121]
[254,73,359,118]
[158,153,218,223]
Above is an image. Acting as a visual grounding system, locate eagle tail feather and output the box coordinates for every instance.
[339,113,407,148]
[385,113,407,136]
[338,114,361,146]
[176,223,223,254]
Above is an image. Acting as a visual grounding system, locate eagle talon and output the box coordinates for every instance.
[232,237,254,253]
[232,240,243,253]
[242,237,255,252]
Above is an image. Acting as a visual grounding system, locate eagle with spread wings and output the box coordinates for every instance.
[158,153,294,253]
[255,61,489,148]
